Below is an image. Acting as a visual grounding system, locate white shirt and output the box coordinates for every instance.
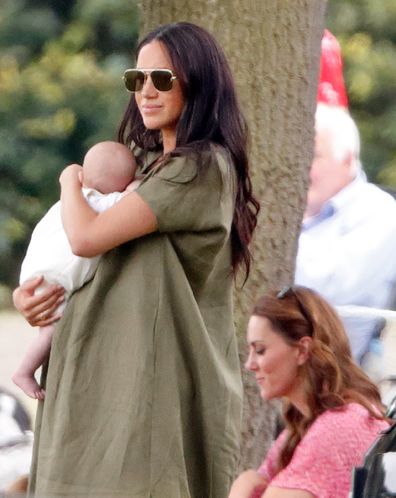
[0,392,33,491]
[20,188,124,298]
[295,174,396,361]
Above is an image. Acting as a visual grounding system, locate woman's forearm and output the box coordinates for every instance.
[60,166,99,255]
[228,470,268,498]
[59,164,157,257]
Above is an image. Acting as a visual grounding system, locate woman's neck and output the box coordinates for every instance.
[291,400,311,419]
[287,383,311,418]
[161,129,177,154]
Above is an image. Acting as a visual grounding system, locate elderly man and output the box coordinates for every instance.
[295,103,396,363]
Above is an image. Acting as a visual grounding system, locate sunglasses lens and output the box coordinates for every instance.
[151,70,173,91]
[123,70,145,92]
[123,69,175,92]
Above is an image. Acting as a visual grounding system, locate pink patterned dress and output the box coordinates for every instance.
[256,403,388,498]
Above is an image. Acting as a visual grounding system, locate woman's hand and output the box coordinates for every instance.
[228,469,268,498]
[59,163,83,187]
[13,277,65,327]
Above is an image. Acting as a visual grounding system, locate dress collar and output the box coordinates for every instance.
[302,172,367,229]
[330,171,367,211]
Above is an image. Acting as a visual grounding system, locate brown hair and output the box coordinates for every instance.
[118,22,259,282]
[252,285,387,472]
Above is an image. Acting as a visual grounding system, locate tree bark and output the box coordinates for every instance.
[138,0,327,470]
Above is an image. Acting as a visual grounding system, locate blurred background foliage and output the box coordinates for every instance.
[0,0,139,292]
[0,0,395,296]
[327,0,396,186]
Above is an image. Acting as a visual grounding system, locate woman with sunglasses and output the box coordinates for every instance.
[12,22,259,498]
[229,286,389,498]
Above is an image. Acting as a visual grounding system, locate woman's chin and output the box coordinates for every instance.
[142,120,161,130]
[259,387,273,401]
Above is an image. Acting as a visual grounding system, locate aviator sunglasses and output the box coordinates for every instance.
[123,68,177,93]
[277,286,314,336]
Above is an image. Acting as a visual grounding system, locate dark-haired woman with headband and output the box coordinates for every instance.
[229,286,389,498]
[13,22,259,497]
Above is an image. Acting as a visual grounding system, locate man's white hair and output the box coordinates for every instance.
[315,103,362,176]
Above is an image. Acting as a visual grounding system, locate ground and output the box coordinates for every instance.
[1,309,396,420]
[0,310,38,421]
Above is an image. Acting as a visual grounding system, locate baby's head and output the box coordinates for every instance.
[81,141,136,194]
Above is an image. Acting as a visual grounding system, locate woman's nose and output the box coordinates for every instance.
[244,352,256,371]
[141,74,158,97]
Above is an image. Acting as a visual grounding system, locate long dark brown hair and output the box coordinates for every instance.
[252,286,387,472]
[118,22,259,280]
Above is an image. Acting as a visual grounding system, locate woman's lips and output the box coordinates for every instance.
[142,105,162,114]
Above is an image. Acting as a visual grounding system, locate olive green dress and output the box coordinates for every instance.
[28,145,243,498]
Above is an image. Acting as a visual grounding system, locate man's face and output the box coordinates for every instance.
[306,127,353,217]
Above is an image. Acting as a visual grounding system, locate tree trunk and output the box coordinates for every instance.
[138,0,327,470]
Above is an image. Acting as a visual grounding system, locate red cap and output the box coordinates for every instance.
[317,29,348,108]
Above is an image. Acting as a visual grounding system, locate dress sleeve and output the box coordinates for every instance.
[136,149,235,233]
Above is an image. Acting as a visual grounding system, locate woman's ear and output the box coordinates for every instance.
[297,336,312,366]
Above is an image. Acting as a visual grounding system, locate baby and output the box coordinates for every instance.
[13,141,138,399]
